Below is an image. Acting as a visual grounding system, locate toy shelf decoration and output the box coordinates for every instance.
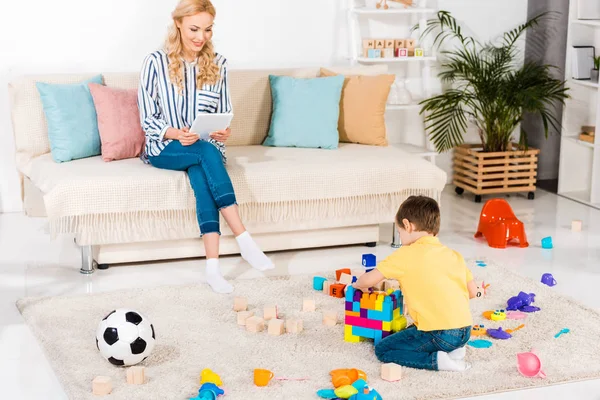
[344,286,407,344]
[362,38,425,59]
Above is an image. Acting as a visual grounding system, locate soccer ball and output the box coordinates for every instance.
[95,308,156,366]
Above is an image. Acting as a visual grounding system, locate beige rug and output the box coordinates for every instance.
[16,259,600,400]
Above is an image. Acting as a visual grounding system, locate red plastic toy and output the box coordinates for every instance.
[475,199,528,248]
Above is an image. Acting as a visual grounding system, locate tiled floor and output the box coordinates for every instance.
[1,186,599,399]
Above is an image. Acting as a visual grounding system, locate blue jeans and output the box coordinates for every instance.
[375,325,471,370]
[148,140,237,235]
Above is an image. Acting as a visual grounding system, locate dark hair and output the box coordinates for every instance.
[395,196,440,235]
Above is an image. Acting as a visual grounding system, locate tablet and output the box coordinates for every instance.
[189,113,234,140]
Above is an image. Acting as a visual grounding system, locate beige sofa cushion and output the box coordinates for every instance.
[27,143,446,244]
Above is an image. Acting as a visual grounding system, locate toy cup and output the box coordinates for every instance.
[254,369,274,387]
[541,273,557,287]
[517,350,546,378]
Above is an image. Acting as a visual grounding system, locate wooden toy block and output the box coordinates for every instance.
[381,363,402,381]
[92,376,112,396]
[362,253,376,267]
[330,283,347,298]
[383,48,394,58]
[246,316,265,332]
[233,296,247,311]
[268,318,285,335]
[368,49,382,58]
[414,48,424,57]
[339,273,353,286]
[336,268,352,281]
[237,310,255,325]
[394,40,405,49]
[286,318,303,333]
[572,220,582,232]
[323,280,332,294]
[384,39,395,48]
[303,298,316,312]
[126,366,145,385]
[384,280,400,292]
[264,305,278,320]
[397,48,408,57]
[363,39,375,49]
[323,310,338,326]
[406,39,416,49]
[375,39,385,49]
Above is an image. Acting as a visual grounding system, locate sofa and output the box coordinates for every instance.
[9,65,447,273]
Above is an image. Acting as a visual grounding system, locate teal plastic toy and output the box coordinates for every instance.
[189,383,224,400]
[313,276,327,290]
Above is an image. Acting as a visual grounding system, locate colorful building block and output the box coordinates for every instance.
[344,286,406,344]
[336,268,352,281]
[362,254,376,267]
[330,283,347,298]
[313,276,327,290]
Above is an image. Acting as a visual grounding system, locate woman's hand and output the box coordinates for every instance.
[177,127,199,146]
[210,127,231,143]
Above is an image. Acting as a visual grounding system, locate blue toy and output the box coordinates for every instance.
[362,254,376,268]
[468,339,493,348]
[189,383,224,400]
[554,328,570,338]
[313,276,327,290]
[541,236,553,249]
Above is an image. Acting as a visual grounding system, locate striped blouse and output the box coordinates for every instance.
[137,50,232,163]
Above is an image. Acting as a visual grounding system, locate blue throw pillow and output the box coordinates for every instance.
[263,74,345,149]
[36,75,103,162]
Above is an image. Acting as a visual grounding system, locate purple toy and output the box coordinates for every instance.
[541,273,557,287]
[507,291,537,311]
[487,327,512,340]
[521,305,541,313]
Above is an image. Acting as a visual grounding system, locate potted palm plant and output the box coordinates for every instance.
[419,11,569,202]
[591,56,600,83]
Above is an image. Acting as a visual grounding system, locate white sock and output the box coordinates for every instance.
[437,351,471,371]
[206,258,233,294]
[448,347,466,360]
[236,231,274,271]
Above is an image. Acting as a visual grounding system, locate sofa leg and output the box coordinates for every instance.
[365,242,377,247]
[391,225,401,248]
[80,245,95,274]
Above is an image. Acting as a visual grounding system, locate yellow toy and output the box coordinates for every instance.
[199,369,222,386]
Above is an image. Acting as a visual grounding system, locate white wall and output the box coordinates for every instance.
[0,0,527,213]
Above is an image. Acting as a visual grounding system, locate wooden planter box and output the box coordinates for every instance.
[453,143,540,202]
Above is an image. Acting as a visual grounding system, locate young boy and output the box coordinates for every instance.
[354,195,477,372]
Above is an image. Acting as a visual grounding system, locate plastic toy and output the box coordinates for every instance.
[506,291,536,311]
[506,324,525,334]
[474,199,529,248]
[517,350,546,378]
[541,237,553,249]
[344,286,407,344]
[490,310,506,321]
[482,311,493,320]
[200,369,222,386]
[541,273,557,287]
[477,262,487,267]
[554,328,570,338]
[471,325,487,337]
[254,369,274,387]
[520,305,540,312]
[362,254,376,268]
[313,276,327,290]
[336,268,352,281]
[331,369,367,388]
[330,283,347,298]
[486,327,512,340]
[506,310,527,320]
[468,339,492,348]
[335,385,358,398]
[475,281,490,298]
[190,383,224,400]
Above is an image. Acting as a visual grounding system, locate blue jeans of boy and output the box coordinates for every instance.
[375,325,471,370]
[148,140,237,236]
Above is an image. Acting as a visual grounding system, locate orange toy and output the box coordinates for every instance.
[474,199,528,248]
[330,369,367,388]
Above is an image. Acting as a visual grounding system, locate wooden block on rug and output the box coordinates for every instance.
[92,376,112,395]
[323,281,331,295]
[381,362,402,381]
[286,318,303,333]
[303,298,316,312]
[323,310,338,326]
[339,273,353,286]
[126,366,145,385]
[237,310,255,326]
[246,316,265,332]
[268,319,285,335]
[264,305,278,320]
[233,296,247,311]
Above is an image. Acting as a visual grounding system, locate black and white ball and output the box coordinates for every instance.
[95,308,156,366]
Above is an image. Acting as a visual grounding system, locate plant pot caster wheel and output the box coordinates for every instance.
[528,192,535,200]
[455,187,464,195]
[474,195,482,203]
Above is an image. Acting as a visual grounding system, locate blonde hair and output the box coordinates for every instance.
[166,0,220,92]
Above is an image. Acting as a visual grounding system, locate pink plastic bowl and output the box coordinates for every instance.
[517,350,546,378]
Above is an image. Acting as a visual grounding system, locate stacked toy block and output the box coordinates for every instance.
[362,38,424,59]
[344,286,407,344]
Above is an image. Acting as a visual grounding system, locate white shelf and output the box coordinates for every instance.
[572,19,600,27]
[558,190,600,210]
[357,56,436,63]
[386,103,421,111]
[564,135,597,149]
[570,79,599,89]
[352,7,436,15]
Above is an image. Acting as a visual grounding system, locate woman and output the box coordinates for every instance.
[138,0,274,294]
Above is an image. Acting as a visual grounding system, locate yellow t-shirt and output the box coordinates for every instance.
[377,236,473,331]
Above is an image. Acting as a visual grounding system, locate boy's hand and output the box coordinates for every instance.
[354,269,385,291]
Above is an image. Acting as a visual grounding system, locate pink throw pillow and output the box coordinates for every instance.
[88,83,145,162]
